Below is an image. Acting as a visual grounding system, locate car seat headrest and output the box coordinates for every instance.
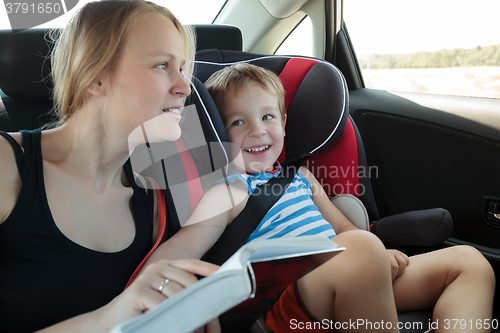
[194,25,242,52]
[0,29,56,101]
[194,50,349,164]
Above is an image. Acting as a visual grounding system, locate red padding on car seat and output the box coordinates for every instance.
[305,118,360,198]
[174,138,204,213]
[278,58,319,163]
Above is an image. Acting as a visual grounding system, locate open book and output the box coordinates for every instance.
[109,235,344,333]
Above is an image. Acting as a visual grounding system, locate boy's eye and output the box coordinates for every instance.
[231,120,244,126]
[262,114,273,120]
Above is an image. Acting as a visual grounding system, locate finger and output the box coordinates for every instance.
[394,254,408,278]
[144,261,200,288]
[398,250,410,265]
[168,259,219,277]
[153,277,185,298]
[123,280,168,314]
[403,252,410,265]
[395,253,409,269]
[389,255,399,280]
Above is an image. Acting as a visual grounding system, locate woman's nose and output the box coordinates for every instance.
[172,70,191,97]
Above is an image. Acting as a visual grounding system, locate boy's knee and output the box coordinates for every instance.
[335,230,389,270]
[447,245,495,284]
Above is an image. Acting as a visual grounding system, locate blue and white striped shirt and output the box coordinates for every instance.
[224,165,336,244]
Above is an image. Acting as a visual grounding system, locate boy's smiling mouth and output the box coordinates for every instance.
[244,145,270,153]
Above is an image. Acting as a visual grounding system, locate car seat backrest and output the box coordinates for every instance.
[194,49,380,220]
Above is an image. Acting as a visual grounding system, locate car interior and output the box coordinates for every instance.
[1,0,499,331]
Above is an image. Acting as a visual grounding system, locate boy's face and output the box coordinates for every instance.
[219,82,286,173]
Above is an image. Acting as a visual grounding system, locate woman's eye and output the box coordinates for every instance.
[157,63,168,71]
[262,114,273,120]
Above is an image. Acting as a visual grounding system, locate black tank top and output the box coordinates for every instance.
[0,130,153,332]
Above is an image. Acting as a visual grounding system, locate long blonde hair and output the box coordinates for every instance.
[50,0,195,126]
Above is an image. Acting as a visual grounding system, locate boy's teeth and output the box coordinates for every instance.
[245,145,269,152]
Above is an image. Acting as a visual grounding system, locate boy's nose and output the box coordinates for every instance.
[249,123,266,137]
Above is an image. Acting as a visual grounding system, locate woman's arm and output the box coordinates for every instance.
[35,259,218,333]
[142,181,249,271]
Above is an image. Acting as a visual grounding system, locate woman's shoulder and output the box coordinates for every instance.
[0,132,24,224]
[0,131,23,168]
[0,131,23,148]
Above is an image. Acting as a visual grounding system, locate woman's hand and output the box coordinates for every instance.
[101,259,219,331]
[387,249,410,281]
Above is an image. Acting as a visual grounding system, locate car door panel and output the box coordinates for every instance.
[350,87,500,265]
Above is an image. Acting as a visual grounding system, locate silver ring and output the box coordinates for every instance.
[158,278,170,292]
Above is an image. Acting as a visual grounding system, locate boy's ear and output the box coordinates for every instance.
[282,114,287,137]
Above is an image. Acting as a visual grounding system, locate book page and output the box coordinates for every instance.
[229,246,343,313]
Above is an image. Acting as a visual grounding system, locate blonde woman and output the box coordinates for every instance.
[0,1,218,332]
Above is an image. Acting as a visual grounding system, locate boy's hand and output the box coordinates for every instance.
[387,249,410,281]
[193,318,221,333]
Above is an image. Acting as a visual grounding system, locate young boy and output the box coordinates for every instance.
[144,63,494,332]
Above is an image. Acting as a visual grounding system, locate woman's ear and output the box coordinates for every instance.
[87,79,104,96]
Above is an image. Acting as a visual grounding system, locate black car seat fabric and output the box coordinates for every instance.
[0,29,56,131]
[194,24,243,52]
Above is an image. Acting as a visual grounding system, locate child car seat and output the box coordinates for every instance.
[194,49,453,248]
[193,49,449,333]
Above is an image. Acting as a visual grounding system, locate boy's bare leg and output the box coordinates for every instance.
[297,230,400,332]
[392,246,495,333]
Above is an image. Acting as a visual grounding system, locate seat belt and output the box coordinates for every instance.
[201,164,298,266]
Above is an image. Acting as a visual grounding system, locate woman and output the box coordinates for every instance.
[0,1,218,332]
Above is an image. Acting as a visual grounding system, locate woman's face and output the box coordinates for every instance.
[105,12,191,144]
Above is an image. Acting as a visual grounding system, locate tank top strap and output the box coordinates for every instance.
[18,129,42,180]
[0,131,25,174]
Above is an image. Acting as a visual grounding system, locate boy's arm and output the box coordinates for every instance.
[299,167,358,234]
[300,167,410,280]
[142,181,249,272]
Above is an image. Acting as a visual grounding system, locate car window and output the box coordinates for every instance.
[344,0,500,99]
[0,0,225,29]
[275,16,313,57]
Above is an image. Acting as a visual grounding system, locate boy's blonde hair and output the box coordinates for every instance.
[50,0,195,126]
[204,63,286,118]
